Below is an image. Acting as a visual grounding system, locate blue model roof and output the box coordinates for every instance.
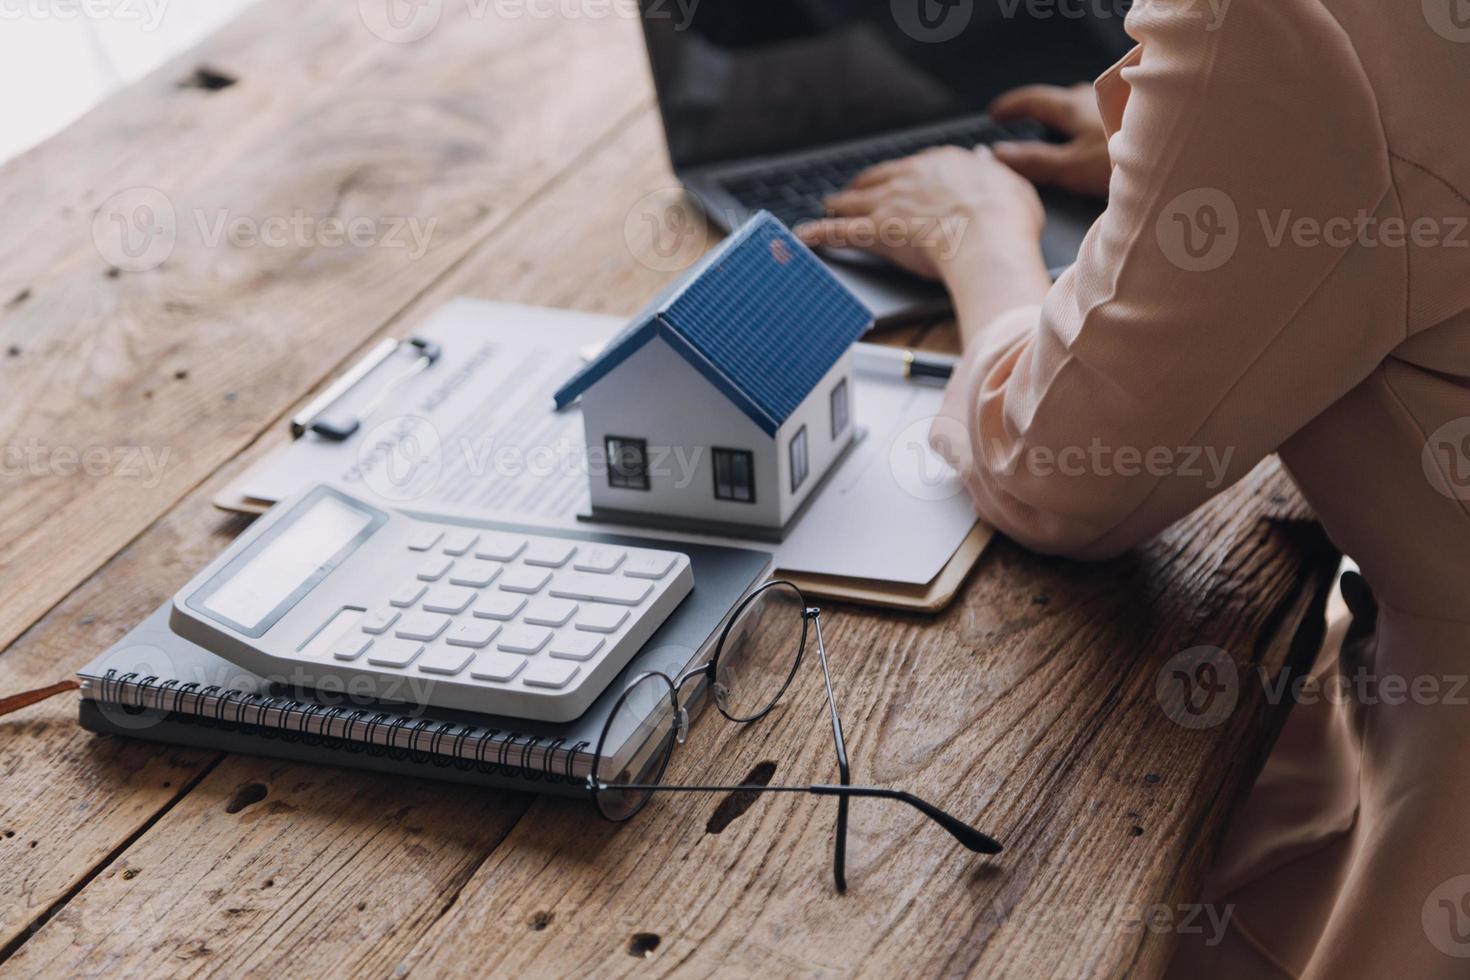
[552,212,872,437]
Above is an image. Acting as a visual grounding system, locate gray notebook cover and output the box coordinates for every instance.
[78,523,770,798]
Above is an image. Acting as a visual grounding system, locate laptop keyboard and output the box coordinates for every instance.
[718,117,1044,229]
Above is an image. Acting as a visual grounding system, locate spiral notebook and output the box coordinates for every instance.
[77,538,770,797]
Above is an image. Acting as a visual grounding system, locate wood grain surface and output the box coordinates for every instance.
[0,3,1340,977]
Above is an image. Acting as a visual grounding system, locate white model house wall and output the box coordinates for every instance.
[581,337,782,528]
[773,351,856,526]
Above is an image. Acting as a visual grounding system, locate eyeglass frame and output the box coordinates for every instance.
[587,580,1002,892]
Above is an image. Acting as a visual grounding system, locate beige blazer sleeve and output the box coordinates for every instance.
[934,0,1405,560]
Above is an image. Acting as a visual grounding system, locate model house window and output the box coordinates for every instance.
[712,448,755,503]
[605,436,650,490]
[789,426,809,493]
[830,378,850,439]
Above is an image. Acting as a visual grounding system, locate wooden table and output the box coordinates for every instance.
[0,5,1341,976]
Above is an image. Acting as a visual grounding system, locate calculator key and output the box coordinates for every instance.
[499,567,551,594]
[389,582,428,608]
[395,612,451,642]
[361,609,400,635]
[417,556,454,582]
[474,533,527,561]
[575,605,629,634]
[422,586,477,614]
[416,647,474,676]
[450,560,501,588]
[332,635,373,661]
[446,620,500,648]
[469,652,526,682]
[549,574,652,607]
[473,593,526,621]
[523,541,577,568]
[573,546,625,574]
[522,659,580,689]
[524,599,579,627]
[407,528,443,552]
[441,530,479,556]
[549,634,604,662]
[498,625,553,654]
[624,553,678,579]
[367,639,423,668]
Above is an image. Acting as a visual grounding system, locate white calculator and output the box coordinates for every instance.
[169,485,694,722]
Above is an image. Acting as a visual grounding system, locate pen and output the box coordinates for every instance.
[853,343,957,384]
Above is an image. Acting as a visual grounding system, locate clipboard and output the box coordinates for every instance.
[216,300,992,613]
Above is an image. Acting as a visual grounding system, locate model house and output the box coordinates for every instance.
[553,212,872,538]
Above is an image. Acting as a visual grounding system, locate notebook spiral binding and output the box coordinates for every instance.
[97,669,593,784]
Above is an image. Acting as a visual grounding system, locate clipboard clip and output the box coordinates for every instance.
[290,336,442,441]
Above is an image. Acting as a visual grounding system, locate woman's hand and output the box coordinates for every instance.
[794,145,1044,282]
[989,84,1112,199]
[795,145,1053,346]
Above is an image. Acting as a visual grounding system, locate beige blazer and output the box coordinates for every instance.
[933,0,1470,974]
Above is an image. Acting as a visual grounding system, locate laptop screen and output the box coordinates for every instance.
[641,0,1135,169]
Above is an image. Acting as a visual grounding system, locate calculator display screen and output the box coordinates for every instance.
[193,488,384,637]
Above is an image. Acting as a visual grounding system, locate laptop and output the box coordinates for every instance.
[638,0,1135,326]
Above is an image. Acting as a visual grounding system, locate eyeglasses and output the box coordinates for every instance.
[588,580,1002,892]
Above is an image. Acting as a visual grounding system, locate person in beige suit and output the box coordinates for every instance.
[798,0,1470,974]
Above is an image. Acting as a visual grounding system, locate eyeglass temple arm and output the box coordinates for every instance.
[808,612,850,783]
[594,781,1002,855]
